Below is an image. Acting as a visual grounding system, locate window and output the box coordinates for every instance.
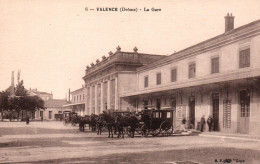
[211,57,219,74]
[240,90,250,117]
[171,69,177,82]
[83,94,85,100]
[156,99,161,109]
[239,48,250,68]
[156,73,161,85]
[189,63,196,78]
[144,76,148,88]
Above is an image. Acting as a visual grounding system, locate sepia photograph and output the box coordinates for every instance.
[0,0,260,163]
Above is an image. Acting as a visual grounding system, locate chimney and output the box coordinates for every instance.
[225,13,235,32]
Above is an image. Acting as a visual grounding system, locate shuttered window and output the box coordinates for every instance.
[211,57,219,74]
[239,48,250,68]
[144,76,148,88]
[171,69,177,82]
[156,73,161,85]
[189,63,196,79]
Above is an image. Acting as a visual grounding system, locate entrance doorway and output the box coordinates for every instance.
[212,93,219,131]
[49,111,52,119]
[189,96,195,129]
[239,90,250,133]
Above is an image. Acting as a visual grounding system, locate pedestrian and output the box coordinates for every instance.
[200,115,206,132]
[180,115,187,132]
[207,115,214,132]
[26,115,30,125]
[41,115,43,122]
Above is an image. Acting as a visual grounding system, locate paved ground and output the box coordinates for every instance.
[0,121,260,164]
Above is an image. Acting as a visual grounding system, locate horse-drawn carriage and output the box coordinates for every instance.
[63,111,79,126]
[138,108,174,137]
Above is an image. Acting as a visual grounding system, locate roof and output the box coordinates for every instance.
[83,51,167,81]
[71,87,86,94]
[27,89,53,96]
[44,99,69,108]
[137,18,260,73]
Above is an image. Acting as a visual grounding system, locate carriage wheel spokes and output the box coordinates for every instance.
[160,121,173,136]
[141,125,149,137]
[150,128,161,136]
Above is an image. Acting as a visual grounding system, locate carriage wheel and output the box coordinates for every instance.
[150,128,161,136]
[160,121,173,136]
[141,125,149,137]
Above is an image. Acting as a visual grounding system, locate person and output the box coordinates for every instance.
[41,115,43,122]
[26,115,30,125]
[200,115,206,132]
[207,115,214,132]
[180,115,186,132]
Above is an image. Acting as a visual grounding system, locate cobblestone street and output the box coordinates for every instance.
[0,121,260,164]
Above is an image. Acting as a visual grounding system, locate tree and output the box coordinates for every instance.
[15,80,28,96]
[14,80,28,120]
[25,96,45,120]
[9,96,25,121]
[0,91,10,121]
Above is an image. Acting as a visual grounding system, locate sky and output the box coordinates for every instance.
[0,0,260,99]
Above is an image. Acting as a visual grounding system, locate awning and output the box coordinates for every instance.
[120,67,260,98]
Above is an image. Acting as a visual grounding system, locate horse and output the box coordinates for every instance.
[96,115,104,135]
[127,115,140,138]
[79,116,90,132]
[102,111,116,138]
[114,113,140,138]
[89,114,98,132]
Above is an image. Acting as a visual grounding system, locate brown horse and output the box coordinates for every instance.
[89,114,98,132]
[102,111,116,138]
[115,114,139,138]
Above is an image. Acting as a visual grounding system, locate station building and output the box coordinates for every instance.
[64,87,86,116]
[120,14,260,135]
[68,47,167,116]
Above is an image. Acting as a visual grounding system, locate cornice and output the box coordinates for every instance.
[70,87,86,94]
[137,20,260,73]
[85,72,118,87]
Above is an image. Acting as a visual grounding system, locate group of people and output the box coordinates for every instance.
[180,115,214,132]
[200,115,214,132]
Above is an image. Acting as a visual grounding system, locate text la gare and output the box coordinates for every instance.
[144,7,161,12]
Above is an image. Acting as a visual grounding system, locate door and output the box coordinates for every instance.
[212,93,219,131]
[189,96,195,129]
[49,111,52,119]
[239,90,250,133]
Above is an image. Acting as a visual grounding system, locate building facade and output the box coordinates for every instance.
[36,99,71,120]
[71,46,167,116]
[28,88,53,101]
[64,87,86,116]
[120,14,260,135]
